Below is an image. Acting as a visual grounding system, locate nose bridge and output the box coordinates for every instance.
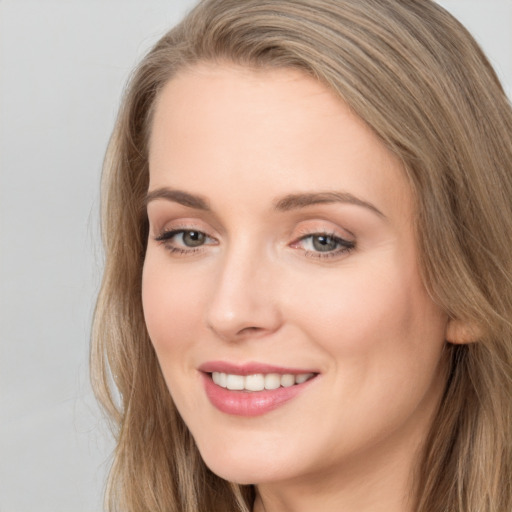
[205,235,281,340]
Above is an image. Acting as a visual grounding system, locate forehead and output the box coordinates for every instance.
[149,64,345,157]
[148,63,412,220]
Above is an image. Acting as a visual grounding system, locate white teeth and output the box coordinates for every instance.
[226,374,244,390]
[212,371,227,387]
[264,373,281,390]
[245,374,265,391]
[295,373,311,384]
[280,374,295,387]
[211,372,314,391]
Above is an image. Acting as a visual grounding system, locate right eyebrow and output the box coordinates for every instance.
[145,187,211,210]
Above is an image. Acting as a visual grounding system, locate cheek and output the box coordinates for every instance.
[141,253,206,356]
[284,252,447,370]
[284,260,448,448]
[141,253,211,414]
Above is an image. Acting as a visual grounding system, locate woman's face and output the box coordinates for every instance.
[143,64,449,488]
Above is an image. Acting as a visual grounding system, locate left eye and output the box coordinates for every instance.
[297,233,355,254]
[177,230,207,247]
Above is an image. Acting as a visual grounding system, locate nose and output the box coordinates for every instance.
[205,245,282,341]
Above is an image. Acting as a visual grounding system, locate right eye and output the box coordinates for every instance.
[154,229,217,254]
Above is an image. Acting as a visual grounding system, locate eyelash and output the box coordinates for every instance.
[293,232,355,259]
[154,228,356,259]
[154,229,216,255]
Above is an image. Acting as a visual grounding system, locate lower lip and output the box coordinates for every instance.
[201,373,316,417]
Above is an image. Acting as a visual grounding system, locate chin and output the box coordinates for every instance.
[197,442,292,485]
[203,459,269,485]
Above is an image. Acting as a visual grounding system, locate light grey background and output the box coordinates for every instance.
[1,1,510,511]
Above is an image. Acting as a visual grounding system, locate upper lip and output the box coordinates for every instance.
[198,361,318,376]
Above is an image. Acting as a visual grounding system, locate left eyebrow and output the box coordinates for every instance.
[273,191,385,218]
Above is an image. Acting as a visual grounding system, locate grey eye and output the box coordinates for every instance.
[182,231,206,247]
[311,235,339,252]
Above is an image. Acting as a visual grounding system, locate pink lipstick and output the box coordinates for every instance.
[199,361,318,417]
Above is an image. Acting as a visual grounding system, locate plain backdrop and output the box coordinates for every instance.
[1,1,510,511]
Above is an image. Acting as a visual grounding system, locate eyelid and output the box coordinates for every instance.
[150,216,215,238]
[291,220,355,241]
[154,226,217,243]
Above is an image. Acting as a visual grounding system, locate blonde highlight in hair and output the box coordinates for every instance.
[92,1,512,510]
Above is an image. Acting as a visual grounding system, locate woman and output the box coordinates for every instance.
[91,1,512,511]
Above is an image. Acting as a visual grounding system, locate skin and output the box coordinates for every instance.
[143,64,453,512]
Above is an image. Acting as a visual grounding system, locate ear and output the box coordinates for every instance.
[445,317,481,344]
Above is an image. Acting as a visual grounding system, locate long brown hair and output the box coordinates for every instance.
[91,1,512,510]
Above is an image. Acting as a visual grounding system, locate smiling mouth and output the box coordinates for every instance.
[201,365,319,416]
[210,372,316,392]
